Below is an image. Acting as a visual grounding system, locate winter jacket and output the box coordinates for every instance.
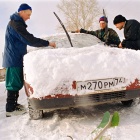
[3,12,49,68]
[80,28,120,47]
[122,20,140,50]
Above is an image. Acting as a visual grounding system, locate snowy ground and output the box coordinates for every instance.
[1,81,140,140]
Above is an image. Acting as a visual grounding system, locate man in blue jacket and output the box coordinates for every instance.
[3,3,56,117]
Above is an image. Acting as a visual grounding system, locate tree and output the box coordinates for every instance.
[57,0,101,31]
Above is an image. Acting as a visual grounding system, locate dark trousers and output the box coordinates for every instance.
[5,67,24,91]
[5,67,24,112]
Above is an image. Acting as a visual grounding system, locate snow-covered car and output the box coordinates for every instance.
[24,33,140,120]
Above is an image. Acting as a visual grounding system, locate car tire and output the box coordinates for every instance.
[121,99,134,107]
[28,100,43,120]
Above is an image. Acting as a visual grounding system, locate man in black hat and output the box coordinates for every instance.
[113,15,140,50]
[3,3,56,117]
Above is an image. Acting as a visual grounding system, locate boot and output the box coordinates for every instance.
[6,90,17,112]
[15,92,25,109]
[6,90,26,117]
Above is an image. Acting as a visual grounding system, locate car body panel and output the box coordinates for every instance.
[25,78,140,111]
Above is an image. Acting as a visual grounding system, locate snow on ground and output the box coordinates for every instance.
[1,81,140,140]
[1,33,140,140]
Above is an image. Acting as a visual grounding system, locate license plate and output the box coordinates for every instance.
[76,77,125,91]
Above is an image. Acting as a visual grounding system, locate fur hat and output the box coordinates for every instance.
[113,15,126,24]
[99,16,108,23]
[18,3,32,12]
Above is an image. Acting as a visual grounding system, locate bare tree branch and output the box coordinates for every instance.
[57,0,102,31]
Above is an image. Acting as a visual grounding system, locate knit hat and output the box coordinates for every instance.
[113,15,126,24]
[18,3,32,12]
[99,16,108,23]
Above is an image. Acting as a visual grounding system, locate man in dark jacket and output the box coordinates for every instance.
[3,3,56,117]
[72,16,121,47]
[113,15,140,50]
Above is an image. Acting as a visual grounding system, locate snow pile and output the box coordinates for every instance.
[27,33,103,52]
[24,33,140,98]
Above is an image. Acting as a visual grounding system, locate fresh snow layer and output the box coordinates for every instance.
[24,33,140,98]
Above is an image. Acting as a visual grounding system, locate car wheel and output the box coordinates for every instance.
[121,99,134,107]
[28,100,43,120]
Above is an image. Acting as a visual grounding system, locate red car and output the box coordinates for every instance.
[24,34,140,119]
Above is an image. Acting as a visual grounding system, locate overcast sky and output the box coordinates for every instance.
[0,0,140,67]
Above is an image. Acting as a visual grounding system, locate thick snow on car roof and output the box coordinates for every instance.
[24,33,140,98]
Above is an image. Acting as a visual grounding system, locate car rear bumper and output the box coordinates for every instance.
[29,89,140,111]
